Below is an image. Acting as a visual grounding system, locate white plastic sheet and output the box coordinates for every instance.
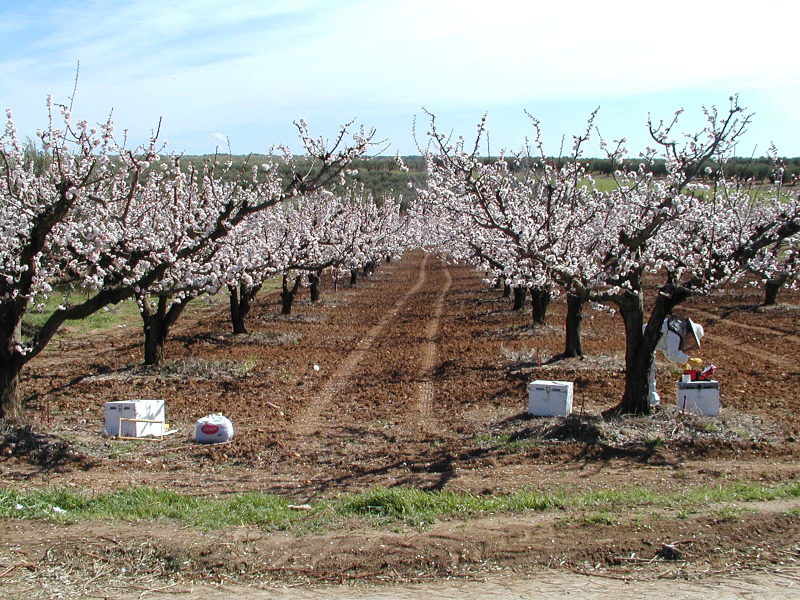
[194,414,234,444]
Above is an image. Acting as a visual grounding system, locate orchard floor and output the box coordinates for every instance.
[2,250,800,599]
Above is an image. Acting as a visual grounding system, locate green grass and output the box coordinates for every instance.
[22,276,284,341]
[0,487,300,529]
[573,487,659,507]
[22,287,140,338]
[581,511,616,526]
[236,354,258,374]
[591,177,619,193]
[473,432,539,451]
[711,505,745,522]
[3,480,799,532]
[682,480,800,503]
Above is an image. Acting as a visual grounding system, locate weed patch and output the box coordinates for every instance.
[4,480,799,531]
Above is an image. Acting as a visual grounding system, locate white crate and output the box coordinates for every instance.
[528,380,573,416]
[676,381,720,416]
[104,400,165,437]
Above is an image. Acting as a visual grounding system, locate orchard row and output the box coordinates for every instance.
[0,97,411,417]
[2,95,798,418]
[417,99,800,414]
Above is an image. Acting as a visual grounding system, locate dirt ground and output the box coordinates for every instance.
[2,250,800,599]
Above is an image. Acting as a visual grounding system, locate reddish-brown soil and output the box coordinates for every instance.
[2,249,800,598]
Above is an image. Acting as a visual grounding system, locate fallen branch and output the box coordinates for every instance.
[0,561,36,577]
[134,583,192,598]
[572,569,635,582]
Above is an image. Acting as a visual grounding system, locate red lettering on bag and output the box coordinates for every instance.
[201,424,219,435]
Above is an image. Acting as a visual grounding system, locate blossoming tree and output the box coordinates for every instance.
[1,98,164,417]
[734,155,800,305]
[419,98,800,415]
[0,101,378,416]
[126,120,380,364]
[223,183,407,330]
[418,111,600,353]
[589,98,800,414]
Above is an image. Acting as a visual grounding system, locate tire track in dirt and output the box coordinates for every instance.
[292,254,431,435]
[688,307,800,342]
[686,308,800,369]
[704,336,797,370]
[412,259,452,434]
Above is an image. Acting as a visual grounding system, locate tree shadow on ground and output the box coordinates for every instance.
[495,412,680,469]
[0,422,99,471]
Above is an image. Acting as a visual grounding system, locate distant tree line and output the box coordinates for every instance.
[175,155,428,206]
[509,156,800,182]
[178,154,799,190]
[584,157,800,181]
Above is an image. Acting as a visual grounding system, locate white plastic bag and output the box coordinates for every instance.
[194,414,234,444]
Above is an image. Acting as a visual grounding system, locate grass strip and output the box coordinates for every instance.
[22,290,140,335]
[1,480,799,531]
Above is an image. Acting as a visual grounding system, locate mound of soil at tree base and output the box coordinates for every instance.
[2,250,800,597]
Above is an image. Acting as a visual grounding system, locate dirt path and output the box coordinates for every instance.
[412,260,451,433]
[705,334,797,370]
[292,254,431,435]
[269,252,462,492]
[99,569,800,600]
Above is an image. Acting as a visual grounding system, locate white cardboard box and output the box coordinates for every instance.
[676,381,720,416]
[528,380,573,416]
[104,400,165,437]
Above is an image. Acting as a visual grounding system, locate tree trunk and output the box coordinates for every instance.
[563,293,585,358]
[615,293,651,415]
[530,288,551,325]
[143,312,166,366]
[281,274,303,315]
[229,285,247,335]
[1,283,141,420]
[141,295,191,366]
[349,270,358,286]
[0,304,25,420]
[502,283,511,298]
[608,274,695,415]
[612,284,684,415]
[309,270,322,303]
[512,286,527,311]
[228,283,262,334]
[0,355,23,421]
[764,279,783,306]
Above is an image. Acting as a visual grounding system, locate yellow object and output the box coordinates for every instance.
[680,358,703,370]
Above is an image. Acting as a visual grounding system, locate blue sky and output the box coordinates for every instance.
[2,0,798,157]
